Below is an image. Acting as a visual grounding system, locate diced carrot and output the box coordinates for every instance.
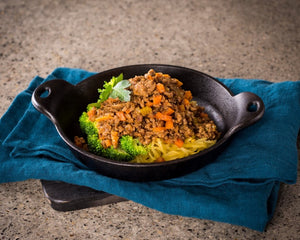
[153,126,165,132]
[155,112,172,121]
[103,139,112,148]
[165,120,174,129]
[154,112,163,119]
[111,131,119,148]
[163,107,174,115]
[87,108,97,121]
[147,74,153,80]
[116,111,126,121]
[155,72,163,78]
[87,108,96,117]
[156,83,165,93]
[153,95,162,105]
[183,98,190,106]
[184,90,192,100]
[163,74,170,78]
[125,109,132,114]
[176,80,183,87]
[95,115,114,122]
[175,139,184,148]
[155,157,165,163]
[146,101,153,107]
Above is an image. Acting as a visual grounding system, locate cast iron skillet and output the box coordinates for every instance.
[32,64,264,182]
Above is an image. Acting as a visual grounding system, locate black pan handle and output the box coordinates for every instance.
[229,92,265,135]
[31,79,75,124]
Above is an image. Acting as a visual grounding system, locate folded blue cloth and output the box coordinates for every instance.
[1,68,299,231]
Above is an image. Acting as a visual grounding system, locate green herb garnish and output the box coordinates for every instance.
[98,73,124,103]
[87,73,131,110]
[109,80,131,102]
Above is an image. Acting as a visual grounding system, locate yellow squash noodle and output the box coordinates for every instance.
[131,137,216,163]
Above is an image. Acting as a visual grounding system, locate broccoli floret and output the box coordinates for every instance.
[87,133,132,162]
[78,111,133,162]
[79,112,104,154]
[87,102,101,111]
[120,135,149,157]
[86,134,104,155]
[102,146,133,162]
[79,112,98,136]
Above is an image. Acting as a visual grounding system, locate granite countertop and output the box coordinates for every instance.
[0,0,299,239]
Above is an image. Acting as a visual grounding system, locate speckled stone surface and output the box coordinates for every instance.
[0,0,299,239]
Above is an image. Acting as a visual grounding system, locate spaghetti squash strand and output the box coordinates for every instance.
[130,137,216,163]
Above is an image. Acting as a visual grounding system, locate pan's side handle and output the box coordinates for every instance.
[229,92,265,134]
[31,79,75,123]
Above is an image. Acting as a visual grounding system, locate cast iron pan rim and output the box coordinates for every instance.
[60,64,232,167]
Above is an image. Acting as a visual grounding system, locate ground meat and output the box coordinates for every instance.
[87,69,220,148]
[74,136,88,151]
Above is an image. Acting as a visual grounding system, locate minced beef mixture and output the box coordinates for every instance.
[87,69,220,148]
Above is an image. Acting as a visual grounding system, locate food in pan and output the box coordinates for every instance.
[74,69,220,163]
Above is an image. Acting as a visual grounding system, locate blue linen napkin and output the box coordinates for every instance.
[1,68,299,231]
